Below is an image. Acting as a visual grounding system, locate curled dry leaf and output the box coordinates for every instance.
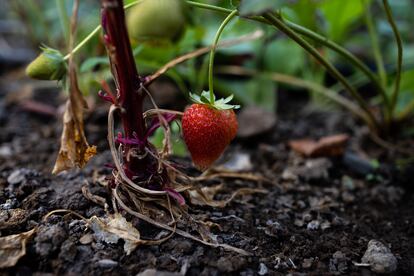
[88,213,142,255]
[52,66,96,174]
[0,229,35,269]
[289,134,349,157]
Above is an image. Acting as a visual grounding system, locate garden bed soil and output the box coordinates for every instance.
[0,71,413,275]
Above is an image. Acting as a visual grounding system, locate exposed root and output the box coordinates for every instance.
[113,187,251,256]
[192,167,272,184]
[82,181,108,210]
[143,109,184,119]
[42,209,87,222]
[188,184,266,208]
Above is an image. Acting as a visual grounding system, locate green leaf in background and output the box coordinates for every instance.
[230,0,241,9]
[248,76,277,112]
[263,39,305,75]
[320,0,368,42]
[238,0,293,16]
[282,0,319,31]
[216,76,277,112]
[395,69,414,114]
[80,57,109,73]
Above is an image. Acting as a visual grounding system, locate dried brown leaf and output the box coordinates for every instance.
[88,213,142,255]
[0,229,35,269]
[289,134,349,157]
[52,67,96,174]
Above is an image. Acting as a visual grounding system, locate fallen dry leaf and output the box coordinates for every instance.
[88,213,142,255]
[52,65,96,174]
[289,134,349,157]
[0,229,35,269]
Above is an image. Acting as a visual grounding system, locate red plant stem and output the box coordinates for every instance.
[101,0,147,170]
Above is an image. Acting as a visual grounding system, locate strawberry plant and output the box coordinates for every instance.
[24,0,254,254]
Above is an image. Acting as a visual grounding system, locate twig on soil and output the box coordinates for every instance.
[289,258,297,269]
[82,181,108,209]
[192,171,267,183]
[143,109,184,119]
[42,209,87,222]
[353,262,371,267]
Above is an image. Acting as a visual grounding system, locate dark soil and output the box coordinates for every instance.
[1,69,414,276]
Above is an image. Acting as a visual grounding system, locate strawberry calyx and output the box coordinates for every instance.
[189,91,240,110]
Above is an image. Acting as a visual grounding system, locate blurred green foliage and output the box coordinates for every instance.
[11,0,414,137]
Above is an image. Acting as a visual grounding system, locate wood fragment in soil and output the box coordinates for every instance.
[289,134,349,157]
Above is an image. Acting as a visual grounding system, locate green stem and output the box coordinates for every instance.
[383,0,403,117]
[362,0,390,126]
[263,12,378,131]
[208,10,238,103]
[56,0,70,43]
[363,0,387,88]
[285,21,387,106]
[397,98,414,121]
[186,1,232,14]
[64,25,101,60]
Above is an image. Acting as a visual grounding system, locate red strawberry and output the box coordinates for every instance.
[182,103,238,170]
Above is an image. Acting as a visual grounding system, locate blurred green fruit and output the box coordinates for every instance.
[26,47,66,80]
[127,0,187,42]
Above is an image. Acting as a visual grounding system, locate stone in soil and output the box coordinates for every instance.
[361,240,397,274]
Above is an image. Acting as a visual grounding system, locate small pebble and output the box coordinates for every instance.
[296,158,332,181]
[294,219,304,227]
[97,259,118,269]
[258,263,268,275]
[303,213,313,222]
[265,220,288,237]
[307,220,320,230]
[7,169,29,185]
[361,240,397,273]
[329,251,348,274]
[222,152,252,171]
[302,258,314,269]
[321,221,331,230]
[0,145,12,158]
[0,198,18,210]
[79,234,93,245]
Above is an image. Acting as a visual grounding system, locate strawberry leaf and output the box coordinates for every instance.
[189,91,240,110]
[200,91,212,103]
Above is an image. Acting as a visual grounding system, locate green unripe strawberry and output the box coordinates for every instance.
[26,47,66,80]
[126,0,187,42]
